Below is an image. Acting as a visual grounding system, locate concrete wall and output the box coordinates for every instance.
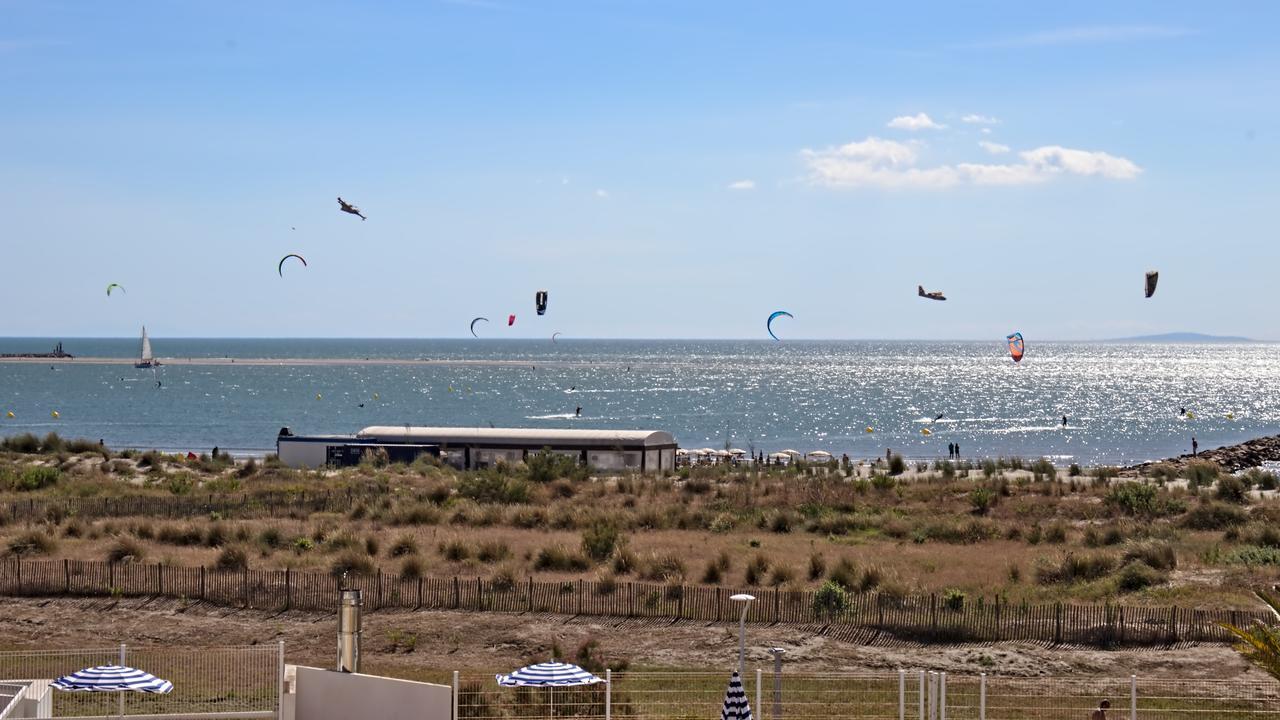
[277,439,328,468]
[290,666,451,720]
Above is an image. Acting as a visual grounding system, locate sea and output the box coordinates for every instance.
[1,338,1278,466]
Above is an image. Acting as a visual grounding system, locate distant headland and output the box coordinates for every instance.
[1103,332,1259,343]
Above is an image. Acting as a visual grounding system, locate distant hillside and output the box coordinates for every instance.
[1105,332,1258,343]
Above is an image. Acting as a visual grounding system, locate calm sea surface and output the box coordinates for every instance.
[1,338,1277,465]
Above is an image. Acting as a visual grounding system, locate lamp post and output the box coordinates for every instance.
[730,593,756,676]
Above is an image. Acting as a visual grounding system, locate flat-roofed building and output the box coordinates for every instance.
[277,425,678,473]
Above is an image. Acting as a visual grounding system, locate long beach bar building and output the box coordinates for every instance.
[277,425,678,474]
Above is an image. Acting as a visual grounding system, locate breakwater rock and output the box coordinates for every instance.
[1131,434,1280,473]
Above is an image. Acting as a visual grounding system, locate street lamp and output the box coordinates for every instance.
[729,593,755,676]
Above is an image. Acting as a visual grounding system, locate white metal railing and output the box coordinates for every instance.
[454,669,1280,720]
[0,644,283,719]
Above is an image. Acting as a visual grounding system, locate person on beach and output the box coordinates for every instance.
[1062,415,1068,427]
[1192,437,1198,456]
[948,442,955,459]
[1091,699,1110,720]
[955,443,960,457]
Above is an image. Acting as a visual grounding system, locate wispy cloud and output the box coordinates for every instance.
[594,189,609,198]
[727,180,756,191]
[962,114,1000,125]
[978,140,1010,155]
[961,25,1191,50]
[802,137,1140,189]
[887,113,947,131]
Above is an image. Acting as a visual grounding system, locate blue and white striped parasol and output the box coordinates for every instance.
[719,672,752,720]
[51,666,174,694]
[496,661,602,687]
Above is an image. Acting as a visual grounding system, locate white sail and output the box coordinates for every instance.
[140,327,152,362]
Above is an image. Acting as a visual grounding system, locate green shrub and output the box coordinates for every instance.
[1105,482,1183,517]
[744,554,770,586]
[1215,475,1250,504]
[364,536,380,557]
[611,547,637,575]
[808,552,827,581]
[639,553,685,582]
[457,472,531,504]
[581,520,623,562]
[6,530,57,556]
[1242,468,1278,491]
[292,537,314,553]
[215,546,250,571]
[1145,463,1179,484]
[1035,552,1116,584]
[1182,501,1247,530]
[330,551,375,577]
[1225,546,1280,566]
[1030,458,1056,476]
[106,537,145,563]
[871,473,896,491]
[812,580,849,615]
[1183,461,1221,489]
[1043,522,1068,544]
[527,449,586,483]
[701,558,723,584]
[477,540,510,563]
[942,588,966,611]
[887,454,906,476]
[1068,463,1082,477]
[11,466,60,491]
[768,565,794,586]
[400,555,425,580]
[969,487,995,515]
[1,433,41,453]
[1114,561,1166,592]
[1122,540,1177,571]
[166,473,195,495]
[38,432,65,453]
[828,557,858,590]
[534,545,590,572]
[388,534,419,557]
[439,539,471,562]
[203,523,228,548]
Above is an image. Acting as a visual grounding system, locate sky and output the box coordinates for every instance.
[2,1,1278,340]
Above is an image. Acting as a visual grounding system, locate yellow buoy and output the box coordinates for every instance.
[51,410,60,419]
[1226,413,1235,420]
[1185,412,1195,419]
[315,393,322,400]
[372,393,380,400]
[865,426,874,433]
[5,411,14,418]
[921,427,932,436]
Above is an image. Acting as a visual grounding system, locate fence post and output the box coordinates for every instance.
[119,643,127,717]
[528,578,534,613]
[918,671,925,720]
[158,563,164,595]
[243,567,250,608]
[755,668,762,720]
[453,576,460,609]
[63,558,70,594]
[1130,674,1137,720]
[199,566,205,600]
[628,583,634,617]
[930,594,938,636]
[452,670,459,720]
[774,588,780,623]
[605,669,612,720]
[476,576,482,611]
[376,570,383,609]
[898,669,905,720]
[578,579,584,616]
[939,672,946,720]
[716,587,722,622]
[277,640,286,720]
[1054,602,1063,644]
[979,673,986,720]
[676,584,683,619]
[418,577,424,609]
[108,562,114,593]
[285,568,292,611]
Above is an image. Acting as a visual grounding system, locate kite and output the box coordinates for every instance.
[278,254,307,276]
[551,332,562,343]
[918,285,946,301]
[1145,271,1159,298]
[1007,332,1025,363]
[766,311,793,341]
[106,283,126,297]
[337,197,366,220]
[469,317,489,338]
[508,314,516,326]
[536,290,549,316]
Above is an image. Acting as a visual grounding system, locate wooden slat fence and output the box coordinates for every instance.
[0,558,1267,647]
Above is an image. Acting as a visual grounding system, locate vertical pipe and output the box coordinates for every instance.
[119,643,126,718]
[898,669,905,720]
[755,668,762,720]
[452,671,460,720]
[979,673,986,720]
[605,669,612,720]
[918,671,925,720]
[1130,675,1137,720]
[770,650,783,720]
[939,672,946,720]
[277,641,285,720]
[337,589,363,673]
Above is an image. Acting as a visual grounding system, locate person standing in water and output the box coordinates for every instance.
[575,406,582,417]
[1192,437,1199,456]
[1062,415,1068,427]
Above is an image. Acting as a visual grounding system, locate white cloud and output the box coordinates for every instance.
[887,113,947,131]
[803,137,1140,189]
[978,140,1010,155]
[981,128,992,135]
[594,189,608,198]
[962,114,1000,125]
[963,25,1190,50]
[727,180,756,190]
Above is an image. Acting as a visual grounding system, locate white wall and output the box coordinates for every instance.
[290,666,451,720]
[277,440,329,468]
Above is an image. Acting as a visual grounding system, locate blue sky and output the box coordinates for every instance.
[2,1,1277,340]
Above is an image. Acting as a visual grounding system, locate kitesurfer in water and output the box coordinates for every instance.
[575,406,582,417]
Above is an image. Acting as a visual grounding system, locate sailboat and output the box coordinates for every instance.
[135,326,159,369]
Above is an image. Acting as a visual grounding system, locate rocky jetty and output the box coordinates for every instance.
[0,341,72,359]
[1131,434,1280,474]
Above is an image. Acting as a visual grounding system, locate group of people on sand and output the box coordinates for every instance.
[947,442,962,459]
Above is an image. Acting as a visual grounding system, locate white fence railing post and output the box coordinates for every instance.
[918,671,925,720]
[277,640,285,720]
[452,670,460,720]
[979,673,986,720]
[898,669,905,720]
[1130,674,1137,720]
[119,643,127,718]
[755,668,762,720]
[939,672,946,720]
[605,669,611,720]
